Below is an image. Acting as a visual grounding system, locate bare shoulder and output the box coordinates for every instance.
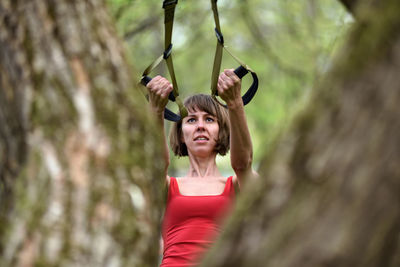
[165,175,171,186]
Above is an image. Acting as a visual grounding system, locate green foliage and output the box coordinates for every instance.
[106,0,351,175]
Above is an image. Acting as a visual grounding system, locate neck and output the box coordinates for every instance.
[186,152,221,178]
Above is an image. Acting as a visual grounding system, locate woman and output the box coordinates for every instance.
[146,69,255,266]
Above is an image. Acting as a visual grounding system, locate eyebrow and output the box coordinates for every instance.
[186,113,216,118]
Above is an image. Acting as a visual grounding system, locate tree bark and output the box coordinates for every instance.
[200,0,400,266]
[0,1,165,266]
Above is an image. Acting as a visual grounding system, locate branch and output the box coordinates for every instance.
[239,0,308,82]
[124,16,159,41]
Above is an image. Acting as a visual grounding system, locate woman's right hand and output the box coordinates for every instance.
[146,76,173,114]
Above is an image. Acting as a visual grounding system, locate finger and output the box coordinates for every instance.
[155,84,172,101]
[218,76,228,91]
[219,75,234,89]
[217,80,229,96]
[146,75,161,89]
[159,82,172,96]
[166,84,173,94]
[150,79,170,95]
[224,69,240,83]
[221,70,237,83]
[217,84,225,96]
[219,71,229,81]
[161,90,169,99]
[218,73,229,88]
[224,69,235,76]
[153,75,164,82]
[148,75,169,89]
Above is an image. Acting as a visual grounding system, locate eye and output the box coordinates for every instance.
[187,118,196,123]
[206,117,215,122]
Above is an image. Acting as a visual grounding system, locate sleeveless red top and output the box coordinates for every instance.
[160,177,235,267]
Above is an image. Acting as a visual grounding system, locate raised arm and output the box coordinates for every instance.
[146,76,173,180]
[217,69,255,186]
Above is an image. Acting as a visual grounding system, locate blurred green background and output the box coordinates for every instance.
[106,0,352,176]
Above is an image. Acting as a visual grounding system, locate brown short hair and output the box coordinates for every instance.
[169,94,230,157]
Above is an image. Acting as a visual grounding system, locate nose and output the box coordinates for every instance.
[196,119,205,131]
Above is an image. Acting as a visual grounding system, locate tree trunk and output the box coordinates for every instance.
[0,1,165,266]
[200,0,400,266]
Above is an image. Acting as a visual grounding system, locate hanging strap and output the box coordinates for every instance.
[163,0,179,101]
[210,0,223,98]
[210,0,259,107]
[140,0,187,122]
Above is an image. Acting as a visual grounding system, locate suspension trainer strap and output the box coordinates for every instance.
[140,0,187,122]
[210,0,259,107]
[163,0,179,100]
[163,0,187,119]
[210,0,223,98]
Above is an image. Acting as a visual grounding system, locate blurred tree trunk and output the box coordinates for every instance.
[201,0,400,266]
[0,0,165,266]
[1,0,400,267]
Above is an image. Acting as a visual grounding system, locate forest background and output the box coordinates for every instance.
[107,0,351,176]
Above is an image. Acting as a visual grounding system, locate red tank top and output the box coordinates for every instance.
[160,177,235,267]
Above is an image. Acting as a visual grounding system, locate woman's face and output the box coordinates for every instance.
[181,108,219,158]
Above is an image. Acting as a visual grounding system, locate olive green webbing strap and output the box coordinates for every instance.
[210,0,223,98]
[163,1,178,98]
[163,0,187,117]
[140,54,163,97]
[210,0,255,104]
[141,0,187,119]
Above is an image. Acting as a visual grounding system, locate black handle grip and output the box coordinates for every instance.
[234,65,249,79]
[241,71,259,106]
[164,108,181,122]
[216,65,258,106]
[141,75,181,121]
[141,75,176,101]
[141,75,152,86]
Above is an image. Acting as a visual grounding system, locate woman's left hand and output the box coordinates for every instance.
[217,69,242,108]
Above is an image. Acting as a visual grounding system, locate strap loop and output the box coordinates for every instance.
[140,0,258,121]
[209,0,258,108]
[163,43,173,59]
[214,28,224,45]
[163,0,178,9]
[139,0,187,122]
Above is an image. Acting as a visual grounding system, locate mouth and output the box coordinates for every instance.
[194,136,209,141]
